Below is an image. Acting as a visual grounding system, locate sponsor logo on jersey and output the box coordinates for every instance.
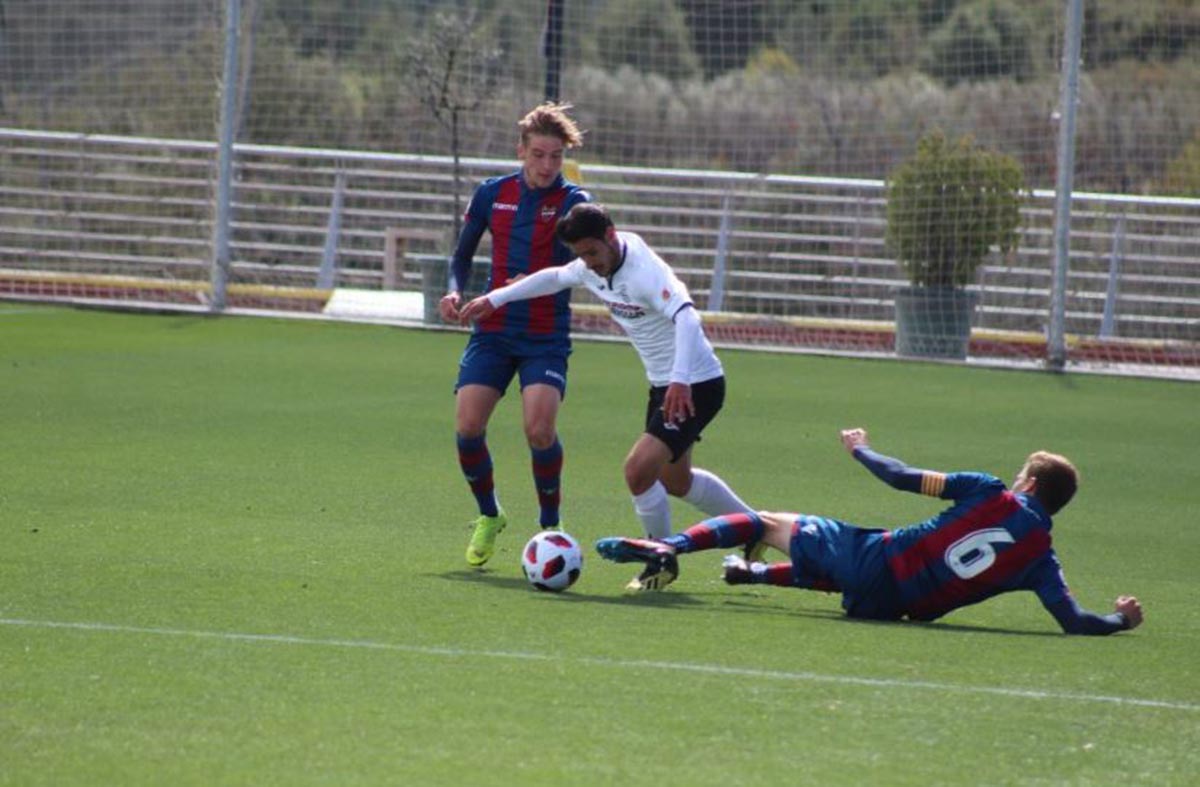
[607,302,645,319]
[492,202,518,212]
[539,205,559,222]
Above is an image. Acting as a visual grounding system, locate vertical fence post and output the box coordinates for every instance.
[1099,213,1126,338]
[708,190,733,312]
[543,0,565,101]
[209,0,241,312]
[1047,0,1084,370]
[317,168,347,290]
[849,187,864,316]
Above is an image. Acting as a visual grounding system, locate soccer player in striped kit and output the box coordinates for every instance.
[438,103,591,567]
[459,203,755,590]
[596,427,1144,633]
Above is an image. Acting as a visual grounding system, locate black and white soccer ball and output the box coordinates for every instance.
[521,530,583,592]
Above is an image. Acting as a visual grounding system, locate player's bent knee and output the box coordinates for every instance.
[623,460,660,495]
[524,423,557,450]
[659,474,691,498]
[456,418,488,438]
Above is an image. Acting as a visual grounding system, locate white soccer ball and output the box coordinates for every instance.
[521,530,583,592]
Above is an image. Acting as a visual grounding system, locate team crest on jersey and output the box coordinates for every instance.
[661,288,670,301]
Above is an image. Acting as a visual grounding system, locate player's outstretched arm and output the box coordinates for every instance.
[839,427,870,454]
[839,428,927,494]
[457,267,574,326]
[1043,594,1143,635]
[1115,595,1144,628]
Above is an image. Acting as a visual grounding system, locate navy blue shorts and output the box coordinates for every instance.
[788,515,904,620]
[455,334,569,398]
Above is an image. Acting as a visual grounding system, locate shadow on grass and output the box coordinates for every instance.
[716,595,1064,636]
[717,597,1063,637]
[878,619,1065,638]
[434,569,1063,636]
[433,569,706,608]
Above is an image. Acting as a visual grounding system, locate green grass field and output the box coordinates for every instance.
[2,303,1198,785]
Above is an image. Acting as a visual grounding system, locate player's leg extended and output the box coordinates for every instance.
[658,446,694,499]
[656,378,753,524]
[456,384,507,566]
[723,514,842,592]
[521,382,564,529]
[593,535,680,591]
[680,466,754,519]
[665,510,792,585]
[595,512,789,592]
[660,450,759,557]
[455,385,503,514]
[625,433,673,539]
[663,511,787,554]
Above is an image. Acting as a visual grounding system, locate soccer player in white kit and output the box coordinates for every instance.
[458,203,754,590]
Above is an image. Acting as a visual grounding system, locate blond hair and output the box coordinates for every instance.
[1021,451,1078,515]
[518,102,585,149]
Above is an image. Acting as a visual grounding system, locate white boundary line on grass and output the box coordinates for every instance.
[0,308,57,316]
[3,617,1196,713]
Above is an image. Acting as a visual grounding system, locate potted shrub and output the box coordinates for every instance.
[886,131,1024,359]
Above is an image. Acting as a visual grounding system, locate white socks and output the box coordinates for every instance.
[633,470,752,539]
[633,482,672,539]
[682,468,753,517]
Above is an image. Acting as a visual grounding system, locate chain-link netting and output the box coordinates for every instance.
[1,1,1197,375]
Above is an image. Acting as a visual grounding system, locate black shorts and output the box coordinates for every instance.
[644,376,725,462]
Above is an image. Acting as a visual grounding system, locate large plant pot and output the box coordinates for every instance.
[894,287,978,360]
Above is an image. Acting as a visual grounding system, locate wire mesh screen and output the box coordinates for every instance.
[0,1,222,136]
[5,1,1194,187]
[0,1,1197,375]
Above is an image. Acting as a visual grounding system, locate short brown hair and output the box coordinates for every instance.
[518,102,585,148]
[1022,451,1078,515]
[556,203,612,244]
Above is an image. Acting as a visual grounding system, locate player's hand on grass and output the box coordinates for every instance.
[840,427,869,454]
[439,291,462,323]
[458,295,496,326]
[1115,595,1143,629]
[662,382,694,424]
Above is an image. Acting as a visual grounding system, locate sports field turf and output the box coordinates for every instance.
[2,303,1197,785]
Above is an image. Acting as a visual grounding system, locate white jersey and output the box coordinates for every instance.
[486,231,724,387]
[559,232,723,387]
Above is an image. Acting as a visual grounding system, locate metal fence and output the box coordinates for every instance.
[3,127,1197,376]
[1,1,1198,377]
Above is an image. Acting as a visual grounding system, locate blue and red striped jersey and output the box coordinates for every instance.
[881,472,1068,621]
[451,171,590,344]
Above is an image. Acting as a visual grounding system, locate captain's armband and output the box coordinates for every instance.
[920,472,947,497]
